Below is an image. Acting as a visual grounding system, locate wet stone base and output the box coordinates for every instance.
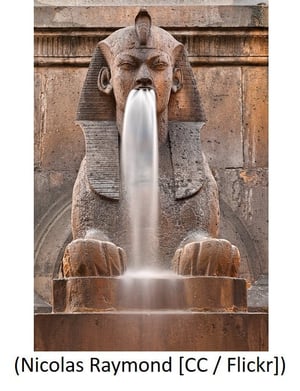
[34,312,268,351]
[35,275,267,351]
[52,275,248,312]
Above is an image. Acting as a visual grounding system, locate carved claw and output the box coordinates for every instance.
[172,238,240,277]
[62,239,127,277]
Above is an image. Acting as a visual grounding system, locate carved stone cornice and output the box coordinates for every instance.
[34,29,268,67]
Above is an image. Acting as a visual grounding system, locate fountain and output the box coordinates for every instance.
[34,9,268,351]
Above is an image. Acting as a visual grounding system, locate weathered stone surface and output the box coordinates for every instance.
[34,196,72,305]
[34,292,52,314]
[34,312,268,351]
[172,239,240,277]
[194,67,243,169]
[247,274,268,312]
[82,122,120,199]
[34,72,43,167]
[62,239,127,277]
[52,275,247,312]
[34,67,85,171]
[243,66,268,167]
[34,4,268,29]
[34,67,86,233]
[35,1,267,5]
[34,170,74,226]
[216,168,268,279]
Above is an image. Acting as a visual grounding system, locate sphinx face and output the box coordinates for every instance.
[110,48,174,117]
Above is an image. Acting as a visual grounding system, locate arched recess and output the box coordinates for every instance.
[34,194,72,306]
[219,197,264,283]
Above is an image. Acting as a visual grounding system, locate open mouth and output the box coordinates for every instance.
[135,86,154,91]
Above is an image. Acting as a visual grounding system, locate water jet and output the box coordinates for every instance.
[122,88,159,270]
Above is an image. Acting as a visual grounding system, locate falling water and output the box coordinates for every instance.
[121,88,159,270]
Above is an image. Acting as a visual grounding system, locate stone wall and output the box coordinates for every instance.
[34,3,268,308]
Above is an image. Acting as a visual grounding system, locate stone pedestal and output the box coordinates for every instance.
[34,275,268,351]
[52,275,248,312]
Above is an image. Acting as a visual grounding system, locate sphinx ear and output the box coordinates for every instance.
[97,67,113,95]
[172,67,183,93]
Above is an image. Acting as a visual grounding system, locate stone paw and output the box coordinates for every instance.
[62,238,127,277]
[172,238,240,277]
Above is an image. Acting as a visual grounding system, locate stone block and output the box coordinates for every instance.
[247,274,268,311]
[34,67,85,172]
[194,67,243,169]
[52,276,248,313]
[34,312,268,351]
[34,4,268,29]
[242,67,268,167]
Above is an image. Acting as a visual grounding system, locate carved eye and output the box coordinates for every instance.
[119,61,137,71]
[150,61,168,71]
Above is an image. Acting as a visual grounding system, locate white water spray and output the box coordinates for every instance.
[121,88,159,270]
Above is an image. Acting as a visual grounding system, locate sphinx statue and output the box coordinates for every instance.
[62,9,240,278]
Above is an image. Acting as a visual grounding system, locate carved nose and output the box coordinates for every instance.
[136,77,153,87]
[135,66,153,88]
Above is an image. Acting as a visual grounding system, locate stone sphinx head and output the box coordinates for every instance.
[97,9,184,143]
[77,9,205,143]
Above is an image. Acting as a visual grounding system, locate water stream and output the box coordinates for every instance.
[121,88,159,270]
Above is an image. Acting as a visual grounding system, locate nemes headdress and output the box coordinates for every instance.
[77,9,206,200]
